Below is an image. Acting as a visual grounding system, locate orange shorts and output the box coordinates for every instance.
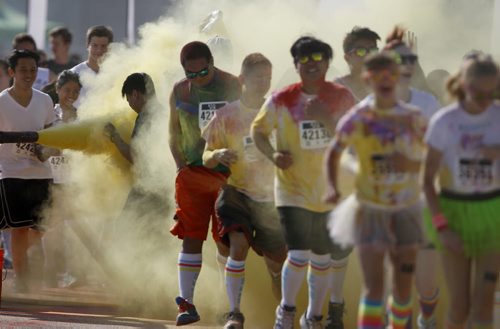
[170,165,228,241]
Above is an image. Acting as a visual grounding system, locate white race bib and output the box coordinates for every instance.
[49,156,70,184]
[13,143,36,159]
[457,158,495,189]
[198,101,227,129]
[299,120,331,149]
[243,135,259,162]
[370,153,407,184]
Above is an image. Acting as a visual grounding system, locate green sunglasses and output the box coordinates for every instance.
[297,52,325,64]
[185,67,210,79]
[349,47,379,57]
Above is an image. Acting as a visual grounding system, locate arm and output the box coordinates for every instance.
[168,90,187,170]
[104,123,133,163]
[251,129,292,169]
[202,144,238,168]
[324,137,346,203]
[423,146,463,252]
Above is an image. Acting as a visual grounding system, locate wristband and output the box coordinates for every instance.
[432,213,448,232]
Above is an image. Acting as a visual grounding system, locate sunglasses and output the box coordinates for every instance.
[297,52,325,64]
[367,69,399,82]
[395,54,418,65]
[349,47,379,57]
[185,67,210,79]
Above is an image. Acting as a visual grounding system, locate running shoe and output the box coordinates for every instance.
[175,296,200,326]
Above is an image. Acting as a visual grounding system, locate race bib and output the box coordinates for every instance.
[13,143,36,159]
[370,154,407,184]
[457,158,495,188]
[299,120,331,149]
[198,101,227,129]
[49,156,70,184]
[243,135,259,162]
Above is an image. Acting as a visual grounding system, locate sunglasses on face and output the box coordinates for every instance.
[368,69,399,82]
[349,47,379,57]
[395,54,418,65]
[297,52,325,64]
[185,67,210,79]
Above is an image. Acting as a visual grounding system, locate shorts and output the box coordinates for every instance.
[170,165,227,241]
[216,185,286,262]
[278,206,352,259]
[329,194,424,251]
[0,178,52,229]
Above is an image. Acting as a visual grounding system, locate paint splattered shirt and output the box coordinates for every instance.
[425,101,500,194]
[173,68,241,171]
[336,99,426,207]
[202,100,274,202]
[251,82,355,212]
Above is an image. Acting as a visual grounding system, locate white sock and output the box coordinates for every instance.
[282,250,310,307]
[330,256,349,304]
[306,253,331,317]
[178,253,202,303]
[216,250,228,286]
[225,257,245,311]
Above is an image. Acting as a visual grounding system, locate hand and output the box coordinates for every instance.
[272,151,293,169]
[213,148,238,167]
[404,30,418,54]
[323,186,340,204]
[103,123,117,141]
[438,229,464,253]
[34,144,59,162]
[480,145,500,159]
[304,97,329,123]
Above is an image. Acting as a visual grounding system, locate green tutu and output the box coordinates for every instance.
[424,195,500,257]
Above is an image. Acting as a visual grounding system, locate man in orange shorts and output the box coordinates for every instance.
[168,41,241,326]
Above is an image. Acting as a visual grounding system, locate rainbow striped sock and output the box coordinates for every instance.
[282,250,310,307]
[357,297,384,329]
[178,253,202,303]
[389,296,412,329]
[419,288,439,321]
[225,258,245,311]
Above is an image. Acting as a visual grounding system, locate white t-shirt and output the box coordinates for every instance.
[70,61,96,108]
[0,88,55,179]
[425,101,500,194]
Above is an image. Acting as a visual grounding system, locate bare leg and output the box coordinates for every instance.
[441,250,471,326]
[469,252,500,326]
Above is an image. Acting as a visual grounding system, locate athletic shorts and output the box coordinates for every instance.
[0,178,52,229]
[278,206,352,259]
[170,165,228,241]
[216,185,286,262]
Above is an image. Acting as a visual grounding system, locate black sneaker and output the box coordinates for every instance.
[223,310,245,329]
[325,301,345,329]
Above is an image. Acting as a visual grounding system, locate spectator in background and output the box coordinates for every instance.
[0,60,11,91]
[70,25,113,108]
[11,33,50,91]
[47,27,79,79]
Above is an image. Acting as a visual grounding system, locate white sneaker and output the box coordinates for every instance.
[417,314,437,329]
[274,304,296,329]
[299,313,324,329]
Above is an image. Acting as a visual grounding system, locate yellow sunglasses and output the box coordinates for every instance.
[297,52,324,64]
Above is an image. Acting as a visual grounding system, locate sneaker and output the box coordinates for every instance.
[324,302,344,329]
[274,304,296,329]
[223,310,245,329]
[417,314,437,329]
[300,313,323,329]
[175,296,200,326]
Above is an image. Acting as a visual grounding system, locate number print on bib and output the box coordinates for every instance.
[299,120,331,149]
[199,101,227,129]
[458,158,494,188]
[13,143,36,159]
[49,156,70,184]
[370,154,406,184]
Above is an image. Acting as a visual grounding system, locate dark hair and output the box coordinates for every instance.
[241,52,272,76]
[447,54,499,101]
[12,33,37,51]
[86,25,113,45]
[180,41,213,67]
[364,51,398,71]
[56,70,81,90]
[8,49,40,69]
[0,59,8,74]
[343,27,380,54]
[49,26,73,44]
[290,36,333,65]
[121,72,155,98]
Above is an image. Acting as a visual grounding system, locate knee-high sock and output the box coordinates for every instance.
[282,250,310,307]
[225,257,245,312]
[178,253,202,303]
[357,297,384,329]
[419,288,439,321]
[389,296,413,329]
[306,253,331,318]
[216,250,228,286]
[330,256,349,303]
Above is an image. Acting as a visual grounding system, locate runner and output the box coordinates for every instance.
[423,53,500,329]
[326,51,427,329]
[251,36,355,329]
[168,41,241,326]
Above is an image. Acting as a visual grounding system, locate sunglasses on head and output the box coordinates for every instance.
[297,52,325,65]
[185,67,210,79]
[349,47,379,57]
[395,54,418,65]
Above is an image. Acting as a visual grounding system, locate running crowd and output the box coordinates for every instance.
[0,22,499,329]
